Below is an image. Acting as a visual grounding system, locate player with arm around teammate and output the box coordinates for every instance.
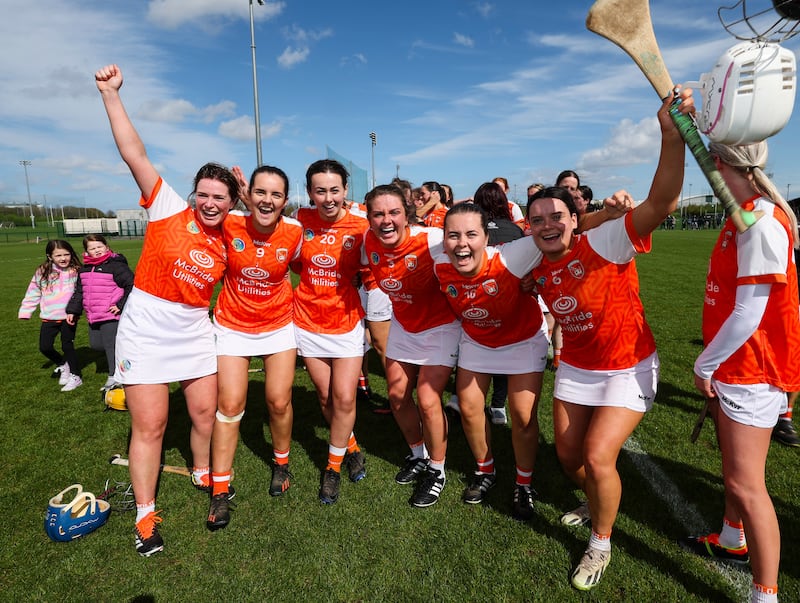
[527,88,692,590]
[206,164,302,530]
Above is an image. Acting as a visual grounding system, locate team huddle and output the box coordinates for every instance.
[19,64,797,601]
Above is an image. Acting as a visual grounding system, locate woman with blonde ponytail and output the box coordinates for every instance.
[681,140,800,603]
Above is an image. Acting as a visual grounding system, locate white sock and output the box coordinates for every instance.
[719,517,746,549]
[588,530,612,552]
[135,500,155,523]
[411,442,428,459]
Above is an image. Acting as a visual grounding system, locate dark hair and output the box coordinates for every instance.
[83,234,108,250]
[440,184,454,207]
[365,184,409,219]
[472,182,512,221]
[444,201,488,234]
[527,186,578,217]
[306,159,349,190]
[37,240,81,289]
[193,162,239,202]
[578,185,593,201]
[250,165,290,197]
[421,181,443,197]
[556,170,580,188]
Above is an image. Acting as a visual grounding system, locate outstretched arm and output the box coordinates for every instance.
[95,64,159,199]
[631,88,693,237]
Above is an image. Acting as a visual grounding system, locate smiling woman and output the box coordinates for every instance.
[94,63,239,558]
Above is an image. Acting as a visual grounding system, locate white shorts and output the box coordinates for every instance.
[554,351,659,412]
[296,322,365,359]
[537,295,550,314]
[214,321,296,357]
[359,286,393,322]
[386,318,460,368]
[115,288,216,384]
[458,324,548,375]
[713,380,788,428]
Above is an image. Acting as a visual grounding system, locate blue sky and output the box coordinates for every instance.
[1,0,799,214]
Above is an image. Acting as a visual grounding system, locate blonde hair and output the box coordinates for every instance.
[709,141,799,248]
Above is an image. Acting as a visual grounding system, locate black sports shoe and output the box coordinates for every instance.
[678,533,749,565]
[344,450,367,482]
[395,455,429,485]
[512,484,536,521]
[207,493,236,531]
[772,418,800,447]
[409,468,445,508]
[134,511,164,557]
[269,463,292,497]
[357,385,372,403]
[319,469,341,504]
[462,471,496,504]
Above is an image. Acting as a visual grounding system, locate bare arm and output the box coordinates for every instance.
[630,88,693,238]
[95,64,159,199]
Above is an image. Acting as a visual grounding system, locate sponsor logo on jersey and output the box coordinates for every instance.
[380,278,403,292]
[187,220,201,234]
[189,249,215,269]
[311,253,337,268]
[241,266,270,280]
[567,260,585,280]
[370,252,380,265]
[447,284,458,298]
[463,307,489,320]
[536,276,547,287]
[276,248,288,263]
[231,238,246,252]
[304,229,315,241]
[343,235,355,250]
[482,279,498,296]
[405,255,418,270]
[551,295,578,314]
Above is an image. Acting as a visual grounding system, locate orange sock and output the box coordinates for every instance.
[326,445,346,472]
[273,448,289,465]
[347,433,360,454]
[211,472,231,496]
[477,456,495,474]
[516,465,533,487]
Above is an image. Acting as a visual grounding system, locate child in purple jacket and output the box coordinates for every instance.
[67,234,134,390]
[19,239,84,392]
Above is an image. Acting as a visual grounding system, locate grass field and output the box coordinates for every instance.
[1,231,798,602]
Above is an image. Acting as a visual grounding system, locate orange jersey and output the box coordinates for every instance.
[134,178,227,307]
[214,212,302,334]
[508,201,525,226]
[434,238,543,348]
[531,213,655,370]
[364,226,457,332]
[423,207,447,228]
[292,207,367,334]
[703,197,800,389]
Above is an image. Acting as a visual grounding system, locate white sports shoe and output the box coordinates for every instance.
[61,374,83,392]
[489,407,507,425]
[571,546,611,591]
[55,363,71,386]
[560,501,591,526]
[100,376,120,391]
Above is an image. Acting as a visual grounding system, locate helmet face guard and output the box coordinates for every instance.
[44,485,111,542]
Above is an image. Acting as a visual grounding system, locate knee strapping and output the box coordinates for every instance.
[216,409,245,423]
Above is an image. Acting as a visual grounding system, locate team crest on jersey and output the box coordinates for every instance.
[342,235,355,250]
[189,249,215,269]
[446,284,458,298]
[380,278,403,292]
[231,238,246,252]
[276,248,288,263]
[482,279,498,296]
[311,253,337,268]
[187,220,201,234]
[405,255,418,270]
[304,229,315,241]
[568,260,585,280]
[463,307,489,320]
[370,252,380,265]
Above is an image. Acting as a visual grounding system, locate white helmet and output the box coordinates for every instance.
[690,41,796,144]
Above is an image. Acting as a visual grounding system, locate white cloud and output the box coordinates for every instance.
[146,0,284,29]
[278,46,311,69]
[454,33,475,48]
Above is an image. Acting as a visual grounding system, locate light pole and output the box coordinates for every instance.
[249,0,265,167]
[19,160,35,228]
[787,183,791,201]
[369,132,377,188]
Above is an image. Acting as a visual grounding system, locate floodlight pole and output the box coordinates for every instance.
[369,132,377,189]
[250,0,265,167]
[19,160,35,228]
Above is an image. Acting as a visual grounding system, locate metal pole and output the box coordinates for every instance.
[250,0,265,167]
[369,132,377,189]
[787,183,791,201]
[19,160,35,228]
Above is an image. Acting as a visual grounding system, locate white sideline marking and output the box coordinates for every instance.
[622,436,752,602]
